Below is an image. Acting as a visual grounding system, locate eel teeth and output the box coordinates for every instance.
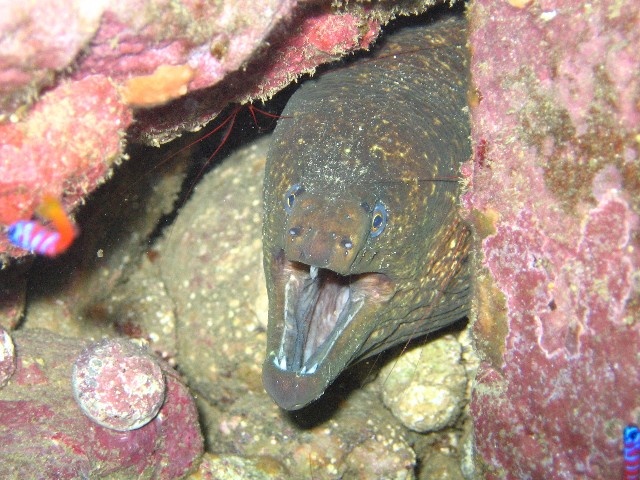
[275,355,287,370]
[273,354,319,376]
[299,363,318,375]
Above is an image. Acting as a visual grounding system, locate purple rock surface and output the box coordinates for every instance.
[466,0,640,477]
[72,338,166,431]
[0,330,203,479]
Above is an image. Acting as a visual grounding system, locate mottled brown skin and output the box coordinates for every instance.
[262,16,472,410]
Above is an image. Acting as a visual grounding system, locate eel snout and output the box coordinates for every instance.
[283,193,372,276]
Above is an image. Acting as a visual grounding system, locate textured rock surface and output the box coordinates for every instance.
[203,387,418,479]
[466,0,640,477]
[72,338,166,431]
[0,330,203,479]
[158,137,269,408]
[419,450,465,480]
[192,453,278,479]
[378,334,468,433]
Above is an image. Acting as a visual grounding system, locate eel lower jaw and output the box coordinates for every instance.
[263,258,392,410]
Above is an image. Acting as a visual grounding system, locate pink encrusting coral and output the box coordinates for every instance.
[465,0,640,477]
[72,338,166,431]
[0,76,131,256]
[0,330,203,478]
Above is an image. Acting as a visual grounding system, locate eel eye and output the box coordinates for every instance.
[284,184,304,214]
[370,201,387,238]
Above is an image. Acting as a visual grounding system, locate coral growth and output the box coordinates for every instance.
[0,330,202,478]
[0,76,130,260]
[72,338,166,431]
[466,0,640,477]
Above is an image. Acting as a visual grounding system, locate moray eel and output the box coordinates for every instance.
[262,15,472,410]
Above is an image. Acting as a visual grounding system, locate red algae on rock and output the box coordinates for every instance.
[72,338,166,431]
[0,75,132,258]
[0,330,202,478]
[466,0,640,477]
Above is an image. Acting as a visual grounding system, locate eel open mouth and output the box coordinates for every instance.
[263,253,393,410]
[276,260,364,375]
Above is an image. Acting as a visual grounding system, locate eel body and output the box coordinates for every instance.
[262,16,472,410]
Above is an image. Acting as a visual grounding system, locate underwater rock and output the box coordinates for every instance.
[193,453,283,480]
[466,0,640,477]
[419,450,465,480]
[0,329,202,478]
[106,260,180,367]
[378,335,468,433]
[204,387,417,480]
[157,137,269,408]
[72,338,166,431]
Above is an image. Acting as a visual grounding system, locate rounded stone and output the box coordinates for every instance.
[0,327,16,387]
[379,335,468,433]
[72,338,166,431]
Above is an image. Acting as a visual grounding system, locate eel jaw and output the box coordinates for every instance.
[262,257,391,410]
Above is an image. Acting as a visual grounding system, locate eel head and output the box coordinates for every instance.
[262,188,396,410]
